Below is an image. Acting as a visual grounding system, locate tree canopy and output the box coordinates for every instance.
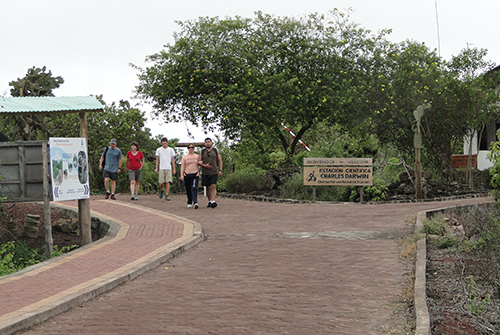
[134,10,387,159]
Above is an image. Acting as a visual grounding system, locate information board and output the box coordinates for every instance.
[49,138,90,201]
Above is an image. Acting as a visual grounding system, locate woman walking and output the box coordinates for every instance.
[125,141,145,200]
[180,144,200,208]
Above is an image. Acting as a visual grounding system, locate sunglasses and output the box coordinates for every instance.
[188,146,194,149]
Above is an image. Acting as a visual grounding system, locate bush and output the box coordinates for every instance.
[280,172,349,202]
[222,165,270,194]
[421,216,446,236]
[0,241,44,276]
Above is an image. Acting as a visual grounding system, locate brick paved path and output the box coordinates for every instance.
[0,199,200,335]
[12,194,493,334]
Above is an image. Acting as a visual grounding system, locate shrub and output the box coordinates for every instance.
[280,172,349,202]
[222,165,270,194]
[0,241,44,276]
[421,216,446,236]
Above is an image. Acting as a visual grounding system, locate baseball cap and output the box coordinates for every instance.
[110,139,117,144]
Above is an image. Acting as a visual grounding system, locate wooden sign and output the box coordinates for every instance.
[303,166,373,186]
[451,154,477,169]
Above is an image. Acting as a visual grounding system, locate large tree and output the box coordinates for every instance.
[362,42,500,176]
[134,10,386,160]
[4,66,64,141]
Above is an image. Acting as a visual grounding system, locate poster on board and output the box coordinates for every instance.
[49,137,90,201]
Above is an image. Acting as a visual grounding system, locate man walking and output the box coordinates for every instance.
[155,137,176,201]
[198,137,222,208]
[99,138,122,200]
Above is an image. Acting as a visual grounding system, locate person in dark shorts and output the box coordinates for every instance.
[198,137,222,208]
[99,139,122,200]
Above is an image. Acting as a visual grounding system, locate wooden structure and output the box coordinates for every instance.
[0,96,104,258]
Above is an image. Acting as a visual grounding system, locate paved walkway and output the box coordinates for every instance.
[0,194,493,334]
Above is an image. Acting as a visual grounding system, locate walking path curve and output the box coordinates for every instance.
[0,194,493,334]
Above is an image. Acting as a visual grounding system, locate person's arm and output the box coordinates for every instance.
[155,155,159,173]
[118,157,122,173]
[124,152,129,172]
[171,155,176,175]
[217,151,223,176]
[140,152,145,169]
[99,155,104,170]
[180,157,185,181]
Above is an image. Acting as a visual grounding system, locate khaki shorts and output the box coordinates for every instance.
[158,169,173,184]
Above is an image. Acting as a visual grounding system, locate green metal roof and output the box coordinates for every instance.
[0,96,105,114]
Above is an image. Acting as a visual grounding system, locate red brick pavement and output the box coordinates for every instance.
[0,199,197,335]
[7,194,494,334]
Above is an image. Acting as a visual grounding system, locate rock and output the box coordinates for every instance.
[22,214,40,238]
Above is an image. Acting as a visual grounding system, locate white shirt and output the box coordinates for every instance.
[155,146,175,170]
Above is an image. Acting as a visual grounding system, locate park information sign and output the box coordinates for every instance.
[304,158,373,186]
[49,138,90,201]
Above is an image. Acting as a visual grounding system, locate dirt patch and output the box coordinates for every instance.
[427,238,500,334]
[1,202,99,252]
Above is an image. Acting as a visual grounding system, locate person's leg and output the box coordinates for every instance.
[104,178,110,193]
[111,180,116,194]
[135,181,140,197]
[158,170,165,198]
[184,176,192,204]
[130,180,135,198]
[209,184,217,202]
[192,176,199,206]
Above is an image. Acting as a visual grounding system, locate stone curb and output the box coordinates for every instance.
[414,201,494,335]
[219,191,492,205]
[0,202,204,335]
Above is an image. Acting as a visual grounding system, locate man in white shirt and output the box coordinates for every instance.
[154,137,176,201]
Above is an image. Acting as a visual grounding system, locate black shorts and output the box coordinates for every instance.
[103,170,118,181]
[202,173,218,187]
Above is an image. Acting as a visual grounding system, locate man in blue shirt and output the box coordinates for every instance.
[99,139,122,200]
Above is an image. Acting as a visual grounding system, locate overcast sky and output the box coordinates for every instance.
[1,0,498,142]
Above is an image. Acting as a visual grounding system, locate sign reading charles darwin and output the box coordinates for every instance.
[49,137,90,201]
[303,158,373,186]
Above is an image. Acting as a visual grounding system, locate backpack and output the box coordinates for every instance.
[101,146,109,168]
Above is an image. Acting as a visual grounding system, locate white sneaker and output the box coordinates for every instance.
[187,204,192,208]
[194,203,199,209]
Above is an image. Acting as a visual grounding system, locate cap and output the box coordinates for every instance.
[110,139,117,144]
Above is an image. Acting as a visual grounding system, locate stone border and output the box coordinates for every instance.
[219,191,492,205]
[414,201,495,335]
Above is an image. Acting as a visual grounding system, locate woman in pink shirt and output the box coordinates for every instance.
[125,141,145,200]
[180,144,200,209]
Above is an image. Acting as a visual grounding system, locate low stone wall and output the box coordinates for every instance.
[414,201,495,335]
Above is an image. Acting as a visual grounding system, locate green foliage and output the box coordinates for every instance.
[50,245,77,257]
[0,241,44,276]
[221,165,270,194]
[464,216,500,252]
[350,184,388,202]
[51,97,159,193]
[467,275,491,315]
[9,66,64,97]
[280,172,349,202]
[436,236,456,249]
[134,9,389,160]
[488,130,500,198]
[421,216,446,236]
[269,151,287,169]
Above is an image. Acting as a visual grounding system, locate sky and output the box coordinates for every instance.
[1,0,499,143]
